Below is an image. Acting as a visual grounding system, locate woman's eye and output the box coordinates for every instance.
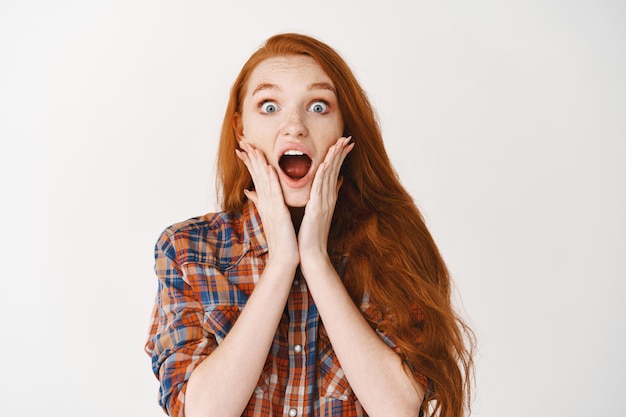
[309,101,329,113]
[260,101,278,113]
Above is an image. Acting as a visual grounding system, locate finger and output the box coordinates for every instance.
[331,141,354,189]
[239,143,289,214]
[319,138,353,195]
[265,163,284,200]
[235,147,250,167]
[236,144,260,180]
[310,139,346,198]
[310,161,327,197]
[239,142,264,175]
[238,142,274,192]
[324,137,352,175]
[332,137,353,169]
[243,189,259,205]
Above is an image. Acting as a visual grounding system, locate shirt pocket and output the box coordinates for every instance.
[318,326,354,401]
[184,258,251,344]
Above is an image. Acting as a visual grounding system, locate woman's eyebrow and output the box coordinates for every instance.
[252,82,336,96]
[309,82,336,93]
[252,83,279,96]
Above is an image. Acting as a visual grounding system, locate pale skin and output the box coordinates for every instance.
[184,56,424,417]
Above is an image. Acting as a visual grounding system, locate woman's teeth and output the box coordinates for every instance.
[283,150,305,156]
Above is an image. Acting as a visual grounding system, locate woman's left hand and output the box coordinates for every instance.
[298,136,353,268]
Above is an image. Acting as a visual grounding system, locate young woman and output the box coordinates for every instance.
[146,33,474,417]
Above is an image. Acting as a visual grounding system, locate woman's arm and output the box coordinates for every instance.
[184,259,297,417]
[298,137,424,416]
[300,259,425,416]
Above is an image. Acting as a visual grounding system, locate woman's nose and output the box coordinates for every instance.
[280,110,308,138]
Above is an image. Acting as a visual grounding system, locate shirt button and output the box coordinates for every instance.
[293,344,302,353]
[288,408,298,417]
[293,279,300,286]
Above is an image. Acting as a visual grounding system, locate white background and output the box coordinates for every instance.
[1,1,624,416]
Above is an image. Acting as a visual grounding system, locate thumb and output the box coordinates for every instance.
[336,176,344,194]
[244,189,259,206]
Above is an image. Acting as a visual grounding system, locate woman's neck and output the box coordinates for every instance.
[289,206,305,234]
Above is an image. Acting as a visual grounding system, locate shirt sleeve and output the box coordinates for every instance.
[145,230,218,417]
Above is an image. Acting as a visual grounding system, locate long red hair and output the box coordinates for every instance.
[216,33,474,417]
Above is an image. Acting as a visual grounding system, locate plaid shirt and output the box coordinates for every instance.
[146,201,429,416]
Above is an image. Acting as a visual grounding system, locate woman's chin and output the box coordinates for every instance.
[283,189,311,208]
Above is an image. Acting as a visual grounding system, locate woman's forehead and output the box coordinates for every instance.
[246,55,335,92]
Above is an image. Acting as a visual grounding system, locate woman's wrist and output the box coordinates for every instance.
[264,255,300,280]
[299,252,334,280]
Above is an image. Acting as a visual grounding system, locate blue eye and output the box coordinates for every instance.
[260,101,278,113]
[309,101,329,113]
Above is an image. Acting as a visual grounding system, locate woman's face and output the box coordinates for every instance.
[237,55,344,207]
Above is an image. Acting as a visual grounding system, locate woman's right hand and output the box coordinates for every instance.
[236,142,299,270]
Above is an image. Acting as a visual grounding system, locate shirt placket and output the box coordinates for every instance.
[284,268,309,417]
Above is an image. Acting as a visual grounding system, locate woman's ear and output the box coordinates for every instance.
[234,113,245,140]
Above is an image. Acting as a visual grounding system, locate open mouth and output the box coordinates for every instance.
[279,150,312,180]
